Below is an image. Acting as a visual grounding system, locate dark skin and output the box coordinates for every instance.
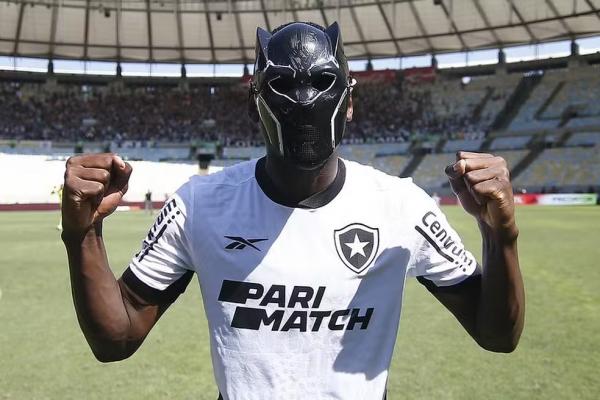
[61,154,162,361]
[437,151,524,352]
[262,89,354,203]
[62,94,524,363]
[264,149,339,203]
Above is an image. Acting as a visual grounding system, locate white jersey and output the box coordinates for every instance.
[125,158,479,400]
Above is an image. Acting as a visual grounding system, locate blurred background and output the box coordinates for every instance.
[0,1,598,399]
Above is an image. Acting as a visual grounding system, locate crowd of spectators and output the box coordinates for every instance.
[0,81,260,146]
[0,76,492,147]
[347,80,488,143]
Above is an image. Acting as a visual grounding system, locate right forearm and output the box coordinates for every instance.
[61,153,151,361]
[63,223,132,360]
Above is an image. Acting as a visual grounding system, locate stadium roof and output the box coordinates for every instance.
[1,0,599,64]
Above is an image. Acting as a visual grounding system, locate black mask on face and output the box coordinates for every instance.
[251,22,352,169]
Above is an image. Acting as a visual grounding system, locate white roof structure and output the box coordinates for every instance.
[0,0,599,63]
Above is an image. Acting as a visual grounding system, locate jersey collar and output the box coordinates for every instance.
[255,157,346,209]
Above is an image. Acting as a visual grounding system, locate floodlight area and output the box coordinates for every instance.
[1,37,599,77]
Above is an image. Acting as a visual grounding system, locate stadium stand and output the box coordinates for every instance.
[411,153,457,189]
[443,138,485,153]
[423,79,488,137]
[338,143,385,165]
[565,116,600,129]
[540,65,600,120]
[508,71,563,132]
[16,64,600,152]
[0,81,259,144]
[370,155,411,177]
[337,142,412,164]
[513,146,600,189]
[507,66,600,133]
[0,71,510,146]
[2,59,600,197]
[490,135,532,150]
[565,132,600,147]
[373,142,412,155]
[476,73,522,130]
[326,76,494,143]
[8,65,599,151]
[412,150,529,190]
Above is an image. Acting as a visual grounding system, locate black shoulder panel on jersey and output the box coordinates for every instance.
[417,273,482,294]
[121,267,194,305]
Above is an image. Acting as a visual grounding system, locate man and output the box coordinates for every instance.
[51,183,63,230]
[144,189,153,215]
[62,22,524,399]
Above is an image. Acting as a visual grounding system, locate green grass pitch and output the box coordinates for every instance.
[0,206,598,399]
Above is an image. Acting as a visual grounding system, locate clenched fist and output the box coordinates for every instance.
[445,151,518,241]
[62,153,132,236]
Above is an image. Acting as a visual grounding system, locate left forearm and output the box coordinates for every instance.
[476,222,525,352]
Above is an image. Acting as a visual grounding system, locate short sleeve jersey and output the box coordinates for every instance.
[124,158,479,400]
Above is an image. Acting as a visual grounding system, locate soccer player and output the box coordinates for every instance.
[51,184,63,231]
[61,22,524,399]
[144,189,153,215]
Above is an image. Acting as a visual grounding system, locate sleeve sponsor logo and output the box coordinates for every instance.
[218,280,374,332]
[415,211,474,269]
[136,198,180,262]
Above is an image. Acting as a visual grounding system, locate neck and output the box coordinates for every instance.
[264,152,339,204]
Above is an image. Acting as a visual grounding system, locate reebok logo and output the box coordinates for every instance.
[224,236,268,251]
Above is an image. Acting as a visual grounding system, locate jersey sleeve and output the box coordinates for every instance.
[407,185,481,288]
[121,183,195,304]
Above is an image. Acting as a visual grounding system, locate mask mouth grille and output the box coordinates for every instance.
[296,125,320,141]
[286,124,332,166]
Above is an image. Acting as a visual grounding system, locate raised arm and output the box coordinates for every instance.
[62,153,167,362]
[423,151,525,353]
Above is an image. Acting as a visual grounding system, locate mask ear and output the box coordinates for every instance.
[324,22,341,56]
[255,27,272,72]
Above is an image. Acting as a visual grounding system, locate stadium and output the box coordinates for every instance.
[0,0,598,399]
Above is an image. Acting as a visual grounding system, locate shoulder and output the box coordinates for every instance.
[190,159,257,189]
[178,159,257,197]
[165,159,257,219]
[342,158,438,222]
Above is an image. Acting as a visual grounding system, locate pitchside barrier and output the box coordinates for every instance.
[514,193,598,205]
[1,153,597,211]
[437,193,598,206]
[0,153,223,210]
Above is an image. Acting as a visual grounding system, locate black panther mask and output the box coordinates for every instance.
[251,22,352,169]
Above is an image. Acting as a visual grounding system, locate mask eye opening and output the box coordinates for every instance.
[269,76,295,94]
[311,72,336,92]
